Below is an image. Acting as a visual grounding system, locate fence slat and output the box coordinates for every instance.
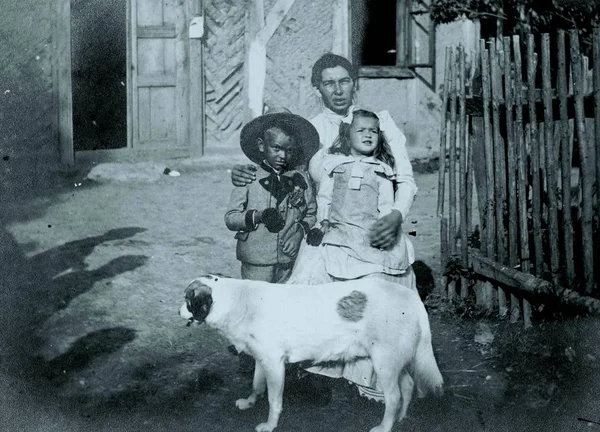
[458,46,469,298]
[512,35,531,325]
[527,35,544,277]
[503,36,521,322]
[437,47,452,219]
[541,34,561,285]
[480,40,496,311]
[449,48,458,259]
[594,28,600,239]
[569,30,595,294]
[490,38,509,316]
[557,30,576,288]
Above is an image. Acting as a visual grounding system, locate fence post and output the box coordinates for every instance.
[458,45,470,298]
[541,34,561,286]
[569,30,595,294]
[556,30,576,289]
[439,47,452,297]
[480,39,496,312]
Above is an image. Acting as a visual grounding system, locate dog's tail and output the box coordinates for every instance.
[413,304,444,398]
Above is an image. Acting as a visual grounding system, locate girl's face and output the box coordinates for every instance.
[349,116,379,157]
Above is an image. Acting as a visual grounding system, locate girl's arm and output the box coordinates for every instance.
[377,110,418,219]
[377,174,396,217]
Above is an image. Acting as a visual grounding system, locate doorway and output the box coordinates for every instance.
[71,0,127,151]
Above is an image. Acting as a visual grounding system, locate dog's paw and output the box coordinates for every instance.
[368,426,392,432]
[255,422,276,432]
[235,398,255,410]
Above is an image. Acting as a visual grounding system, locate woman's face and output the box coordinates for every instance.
[317,66,356,115]
[349,116,379,157]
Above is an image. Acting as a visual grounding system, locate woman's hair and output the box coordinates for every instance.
[310,53,358,88]
[328,109,395,169]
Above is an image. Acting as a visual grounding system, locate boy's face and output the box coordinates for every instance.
[258,127,298,171]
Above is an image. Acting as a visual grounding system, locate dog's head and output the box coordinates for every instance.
[181,274,227,324]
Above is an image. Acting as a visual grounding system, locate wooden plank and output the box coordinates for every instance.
[126,0,133,149]
[541,34,560,285]
[480,40,496,311]
[137,25,177,38]
[527,35,544,276]
[138,74,177,87]
[569,30,595,294]
[448,49,458,256]
[189,0,205,157]
[556,30,576,288]
[131,0,139,148]
[175,1,189,153]
[357,66,415,79]
[490,38,508,316]
[56,0,74,165]
[138,87,151,143]
[594,28,600,236]
[469,251,600,316]
[503,36,520,322]
[149,87,176,142]
[458,45,469,298]
[437,47,452,218]
[503,36,518,270]
[137,0,163,26]
[513,35,531,325]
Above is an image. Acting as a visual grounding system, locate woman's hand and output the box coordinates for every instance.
[369,210,402,250]
[231,164,257,186]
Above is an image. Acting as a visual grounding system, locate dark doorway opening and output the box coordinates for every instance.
[71,0,127,151]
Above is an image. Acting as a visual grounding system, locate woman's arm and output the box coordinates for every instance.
[377,110,418,220]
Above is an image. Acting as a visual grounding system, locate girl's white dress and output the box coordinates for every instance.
[287,153,416,400]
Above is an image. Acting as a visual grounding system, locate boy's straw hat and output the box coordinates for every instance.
[240,108,320,167]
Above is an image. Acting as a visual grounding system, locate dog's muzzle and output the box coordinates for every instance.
[183,280,213,324]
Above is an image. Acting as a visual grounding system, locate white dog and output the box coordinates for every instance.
[180,274,444,432]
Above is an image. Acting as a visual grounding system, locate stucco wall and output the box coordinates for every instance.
[1,1,58,193]
[264,0,335,119]
[262,2,480,164]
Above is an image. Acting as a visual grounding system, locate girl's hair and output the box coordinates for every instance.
[328,109,395,169]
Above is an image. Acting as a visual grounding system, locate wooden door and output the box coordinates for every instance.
[129,0,203,155]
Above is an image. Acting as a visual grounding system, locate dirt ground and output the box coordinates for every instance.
[1,157,599,432]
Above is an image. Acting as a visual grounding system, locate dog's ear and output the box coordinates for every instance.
[185,280,213,323]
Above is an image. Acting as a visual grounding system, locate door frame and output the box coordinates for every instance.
[54,0,205,165]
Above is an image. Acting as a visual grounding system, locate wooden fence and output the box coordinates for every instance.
[438,28,600,327]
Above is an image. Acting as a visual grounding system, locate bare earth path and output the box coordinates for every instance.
[1,158,599,431]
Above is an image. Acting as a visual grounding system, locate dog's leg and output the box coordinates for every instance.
[396,372,414,422]
[254,357,285,432]
[235,360,266,410]
[368,351,403,432]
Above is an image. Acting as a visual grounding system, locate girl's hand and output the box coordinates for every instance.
[369,210,402,249]
[231,164,257,186]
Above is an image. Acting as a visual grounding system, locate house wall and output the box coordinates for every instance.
[261,1,479,164]
[1,1,59,193]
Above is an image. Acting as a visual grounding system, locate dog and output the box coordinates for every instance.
[180,274,444,432]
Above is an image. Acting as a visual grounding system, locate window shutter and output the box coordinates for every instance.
[408,0,436,90]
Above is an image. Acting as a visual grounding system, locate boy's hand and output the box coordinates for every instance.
[231,164,257,186]
[281,226,304,257]
[369,210,402,250]
[261,208,285,233]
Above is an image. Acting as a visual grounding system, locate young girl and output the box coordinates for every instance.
[313,109,414,281]
[289,109,416,402]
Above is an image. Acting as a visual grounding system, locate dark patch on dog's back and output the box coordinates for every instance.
[336,290,368,322]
